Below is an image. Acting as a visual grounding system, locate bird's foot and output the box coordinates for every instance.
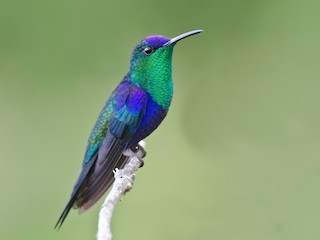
[130,144,146,168]
[122,142,147,168]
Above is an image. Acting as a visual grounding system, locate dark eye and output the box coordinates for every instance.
[143,46,154,55]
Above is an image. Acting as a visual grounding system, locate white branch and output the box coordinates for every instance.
[96,141,146,240]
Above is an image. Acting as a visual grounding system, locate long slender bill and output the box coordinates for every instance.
[162,29,203,47]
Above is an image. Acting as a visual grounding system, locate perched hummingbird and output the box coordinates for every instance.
[55,30,203,229]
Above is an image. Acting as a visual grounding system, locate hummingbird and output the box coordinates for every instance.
[55,29,203,229]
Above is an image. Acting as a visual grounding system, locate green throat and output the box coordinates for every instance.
[129,46,174,110]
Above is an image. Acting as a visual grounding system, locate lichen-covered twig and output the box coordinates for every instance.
[96,141,146,240]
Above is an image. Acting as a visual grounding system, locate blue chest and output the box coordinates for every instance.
[128,94,167,147]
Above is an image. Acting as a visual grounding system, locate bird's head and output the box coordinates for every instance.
[128,30,203,88]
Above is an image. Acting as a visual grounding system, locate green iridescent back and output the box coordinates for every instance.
[84,96,116,163]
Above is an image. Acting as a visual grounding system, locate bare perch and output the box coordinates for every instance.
[96,141,146,240]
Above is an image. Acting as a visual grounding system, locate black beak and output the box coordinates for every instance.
[162,29,203,47]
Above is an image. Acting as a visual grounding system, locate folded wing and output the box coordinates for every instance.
[55,82,148,229]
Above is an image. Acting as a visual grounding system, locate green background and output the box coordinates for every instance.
[1,0,319,239]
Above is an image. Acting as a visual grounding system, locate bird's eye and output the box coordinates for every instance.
[143,46,154,55]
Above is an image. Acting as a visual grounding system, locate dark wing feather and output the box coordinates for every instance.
[55,83,147,229]
[75,87,147,211]
[75,134,127,211]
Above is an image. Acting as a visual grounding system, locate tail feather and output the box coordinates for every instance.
[55,134,128,229]
[54,194,76,230]
[54,152,98,230]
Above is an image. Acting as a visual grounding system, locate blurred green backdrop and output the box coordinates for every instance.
[1,0,320,239]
